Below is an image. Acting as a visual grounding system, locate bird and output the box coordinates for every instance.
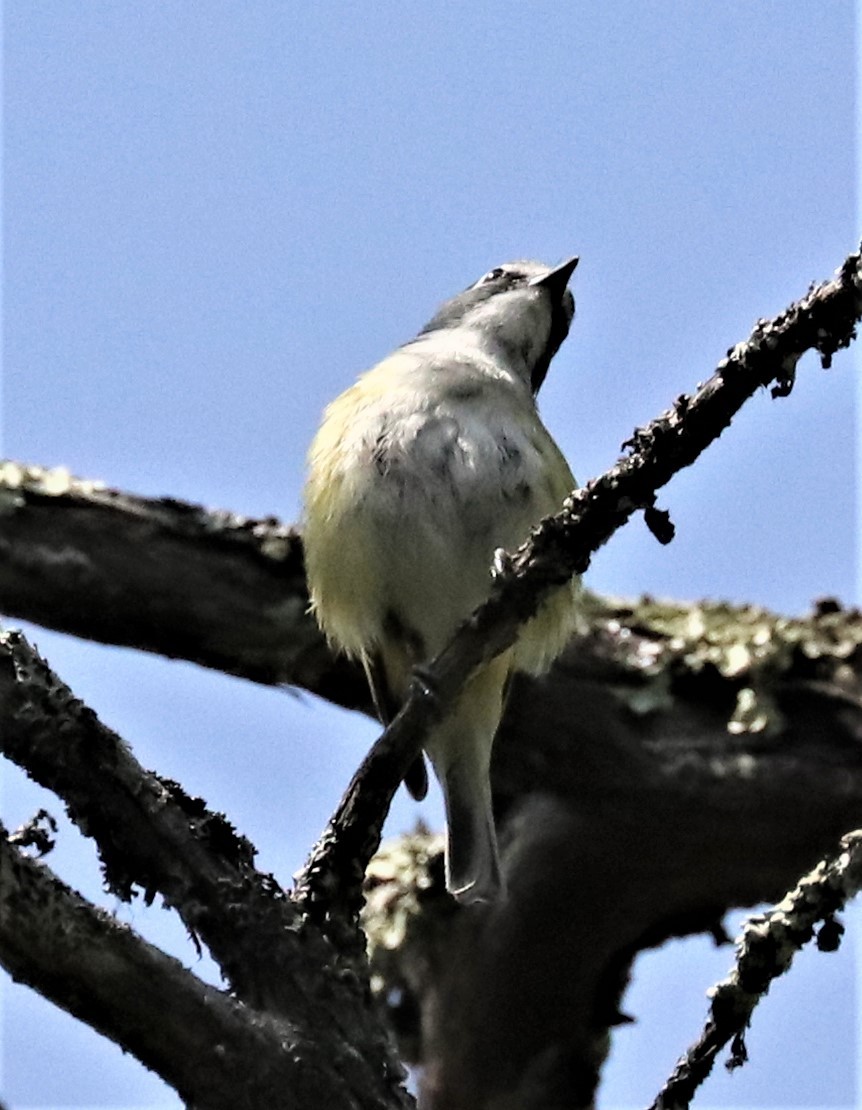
[302,256,581,903]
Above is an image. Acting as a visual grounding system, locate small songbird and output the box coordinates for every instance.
[302,257,581,903]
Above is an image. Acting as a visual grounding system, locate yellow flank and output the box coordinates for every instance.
[303,374,392,659]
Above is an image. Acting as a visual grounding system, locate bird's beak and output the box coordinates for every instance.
[530,255,579,293]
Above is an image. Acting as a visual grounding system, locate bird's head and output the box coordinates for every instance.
[418,256,578,394]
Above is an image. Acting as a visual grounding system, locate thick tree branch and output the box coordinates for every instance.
[0,629,258,909]
[360,595,862,1107]
[0,461,365,705]
[0,629,412,1109]
[1,832,333,1110]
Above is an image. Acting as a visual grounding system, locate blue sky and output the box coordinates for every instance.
[3,4,858,1107]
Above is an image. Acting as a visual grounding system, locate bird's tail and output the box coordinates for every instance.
[427,653,511,904]
[438,755,502,902]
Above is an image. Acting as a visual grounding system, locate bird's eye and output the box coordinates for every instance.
[478,267,506,286]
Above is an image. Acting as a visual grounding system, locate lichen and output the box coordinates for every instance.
[0,460,106,499]
[595,593,862,737]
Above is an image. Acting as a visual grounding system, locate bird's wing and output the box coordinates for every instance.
[362,650,429,801]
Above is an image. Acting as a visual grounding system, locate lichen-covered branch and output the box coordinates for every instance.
[1,247,861,1110]
[359,593,862,1108]
[648,829,862,1110]
[0,630,412,1109]
[0,832,323,1110]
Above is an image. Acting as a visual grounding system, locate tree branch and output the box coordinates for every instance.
[0,629,412,1108]
[648,828,862,1110]
[359,595,862,1107]
[1,831,330,1110]
[2,246,861,1109]
[0,461,365,704]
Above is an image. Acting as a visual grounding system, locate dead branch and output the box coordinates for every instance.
[648,828,862,1110]
[0,832,332,1110]
[0,629,411,1109]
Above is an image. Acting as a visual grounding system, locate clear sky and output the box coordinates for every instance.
[3,4,858,1108]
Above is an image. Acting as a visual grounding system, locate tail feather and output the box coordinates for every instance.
[439,759,502,903]
[427,652,512,904]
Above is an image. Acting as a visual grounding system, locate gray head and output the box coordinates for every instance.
[418,257,578,394]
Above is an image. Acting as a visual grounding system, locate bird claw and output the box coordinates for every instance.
[411,665,439,706]
[492,547,514,579]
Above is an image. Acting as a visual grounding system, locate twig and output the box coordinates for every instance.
[647,828,862,1110]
